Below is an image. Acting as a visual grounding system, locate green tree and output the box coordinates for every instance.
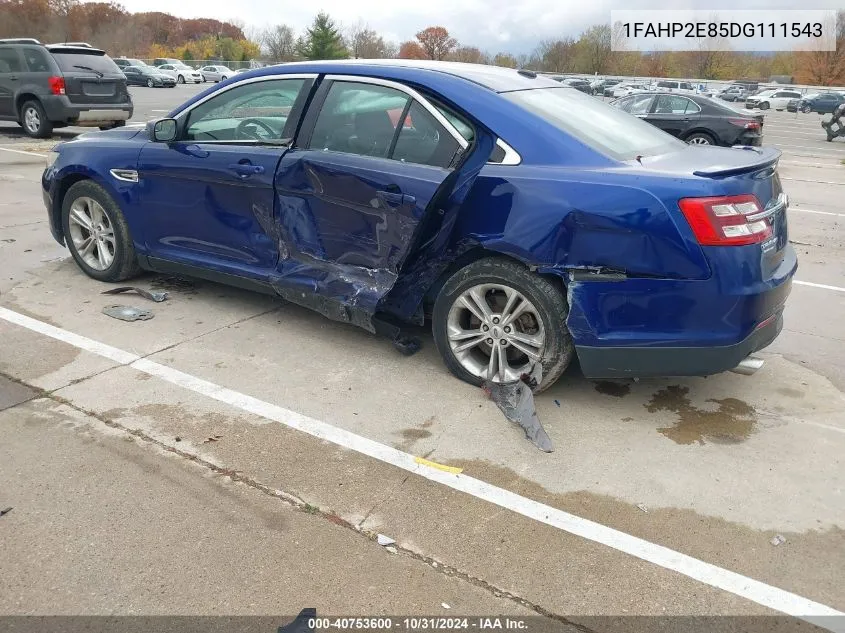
[182,48,194,61]
[298,11,347,60]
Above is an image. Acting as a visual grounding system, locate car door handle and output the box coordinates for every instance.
[8,75,18,81]
[377,190,415,206]
[229,163,264,177]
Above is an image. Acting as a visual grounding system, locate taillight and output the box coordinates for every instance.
[48,76,65,95]
[728,118,760,130]
[678,194,773,246]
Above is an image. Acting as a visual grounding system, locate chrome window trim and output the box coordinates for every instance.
[174,73,319,124]
[323,74,469,150]
[492,139,521,166]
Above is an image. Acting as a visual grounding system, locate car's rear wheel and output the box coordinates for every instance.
[19,100,52,138]
[61,180,141,283]
[432,257,574,393]
[686,132,715,145]
[177,75,185,84]
[801,104,811,113]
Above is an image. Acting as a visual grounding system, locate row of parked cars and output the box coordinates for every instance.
[113,57,244,88]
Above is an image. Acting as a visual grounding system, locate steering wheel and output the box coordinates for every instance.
[235,118,276,141]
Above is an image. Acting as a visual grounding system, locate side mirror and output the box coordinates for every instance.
[151,118,177,142]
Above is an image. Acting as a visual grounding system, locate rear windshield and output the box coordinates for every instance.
[51,50,121,74]
[504,87,685,161]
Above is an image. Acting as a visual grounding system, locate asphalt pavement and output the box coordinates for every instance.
[0,90,844,631]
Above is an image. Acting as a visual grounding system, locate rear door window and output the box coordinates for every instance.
[21,48,51,72]
[50,50,121,75]
[655,95,696,114]
[392,101,461,168]
[0,48,23,73]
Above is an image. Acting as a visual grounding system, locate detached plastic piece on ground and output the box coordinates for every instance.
[102,305,154,321]
[821,103,845,142]
[277,608,317,633]
[483,364,554,453]
[101,286,168,302]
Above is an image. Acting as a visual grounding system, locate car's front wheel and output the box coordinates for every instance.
[221,75,228,81]
[759,101,770,110]
[61,180,141,282]
[801,104,811,113]
[146,78,154,87]
[432,257,574,393]
[19,100,52,138]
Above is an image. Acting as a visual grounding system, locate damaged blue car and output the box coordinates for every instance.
[42,60,796,391]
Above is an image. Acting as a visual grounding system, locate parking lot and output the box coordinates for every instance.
[1,84,844,628]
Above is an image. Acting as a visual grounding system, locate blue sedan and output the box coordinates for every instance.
[42,60,796,391]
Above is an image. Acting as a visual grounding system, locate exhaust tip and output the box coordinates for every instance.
[730,356,765,376]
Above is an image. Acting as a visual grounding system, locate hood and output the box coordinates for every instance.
[69,126,146,143]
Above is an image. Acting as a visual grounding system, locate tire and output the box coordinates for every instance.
[147,78,154,87]
[432,257,574,393]
[19,100,52,138]
[759,101,770,110]
[221,75,227,81]
[61,180,141,283]
[801,104,811,113]
[686,132,716,145]
[177,74,185,84]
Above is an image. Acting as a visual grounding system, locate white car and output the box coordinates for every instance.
[652,80,695,93]
[199,65,234,82]
[745,89,802,111]
[156,63,203,84]
[611,83,647,98]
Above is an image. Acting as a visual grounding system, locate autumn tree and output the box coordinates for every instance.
[261,24,297,61]
[447,46,487,64]
[346,20,394,58]
[398,40,427,59]
[297,11,347,60]
[576,24,612,74]
[535,38,575,72]
[415,26,456,60]
[794,10,845,85]
[492,52,517,68]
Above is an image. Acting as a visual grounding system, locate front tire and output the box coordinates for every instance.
[221,75,228,81]
[147,78,154,87]
[432,257,574,393]
[759,101,770,110]
[61,180,141,282]
[801,104,811,113]
[19,100,52,138]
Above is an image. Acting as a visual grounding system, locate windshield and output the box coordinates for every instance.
[504,87,685,161]
[51,50,121,75]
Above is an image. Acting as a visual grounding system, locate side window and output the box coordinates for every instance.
[683,99,700,114]
[614,96,634,112]
[655,95,689,114]
[392,101,461,168]
[628,94,655,114]
[22,48,51,72]
[185,78,306,142]
[308,81,409,158]
[0,48,23,73]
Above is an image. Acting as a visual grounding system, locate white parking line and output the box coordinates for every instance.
[773,143,845,153]
[0,146,48,158]
[795,280,845,293]
[782,177,845,186]
[790,207,845,218]
[0,304,842,628]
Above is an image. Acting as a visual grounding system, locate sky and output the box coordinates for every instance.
[114,0,845,55]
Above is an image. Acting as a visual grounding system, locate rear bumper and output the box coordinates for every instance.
[576,310,784,379]
[40,95,133,125]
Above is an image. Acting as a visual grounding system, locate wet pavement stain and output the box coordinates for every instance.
[777,387,805,399]
[594,381,631,397]
[397,417,435,451]
[149,275,199,295]
[645,385,756,445]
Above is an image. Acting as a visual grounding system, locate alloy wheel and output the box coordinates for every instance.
[67,196,116,271]
[688,136,712,145]
[23,106,41,134]
[446,283,546,383]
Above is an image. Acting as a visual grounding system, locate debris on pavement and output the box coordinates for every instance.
[385,546,397,554]
[636,503,649,513]
[372,315,422,356]
[482,363,554,453]
[377,534,396,547]
[413,456,463,474]
[203,435,223,444]
[441,603,451,609]
[554,399,561,407]
[102,305,154,322]
[101,286,168,302]
[0,507,12,517]
[770,534,787,546]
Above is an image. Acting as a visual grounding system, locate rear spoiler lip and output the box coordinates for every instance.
[692,146,781,178]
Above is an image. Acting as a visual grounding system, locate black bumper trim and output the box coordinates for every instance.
[575,313,783,379]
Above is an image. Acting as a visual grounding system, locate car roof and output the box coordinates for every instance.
[261,59,561,93]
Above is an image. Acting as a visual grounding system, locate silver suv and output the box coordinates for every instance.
[0,38,133,138]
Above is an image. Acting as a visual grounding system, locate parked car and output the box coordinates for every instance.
[0,38,132,138]
[652,79,695,93]
[123,65,176,88]
[155,63,203,84]
[611,92,763,146]
[718,86,748,102]
[41,60,795,390]
[113,57,149,70]
[797,91,845,114]
[152,57,182,67]
[611,82,647,98]
[199,65,234,83]
[601,79,623,96]
[745,89,802,111]
[561,77,592,94]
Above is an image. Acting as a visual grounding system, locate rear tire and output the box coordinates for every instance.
[801,104,811,113]
[432,257,574,393]
[177,74,185,84]
[686,131,716,145]
[61,180,141,283]
[19,100,52,138]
